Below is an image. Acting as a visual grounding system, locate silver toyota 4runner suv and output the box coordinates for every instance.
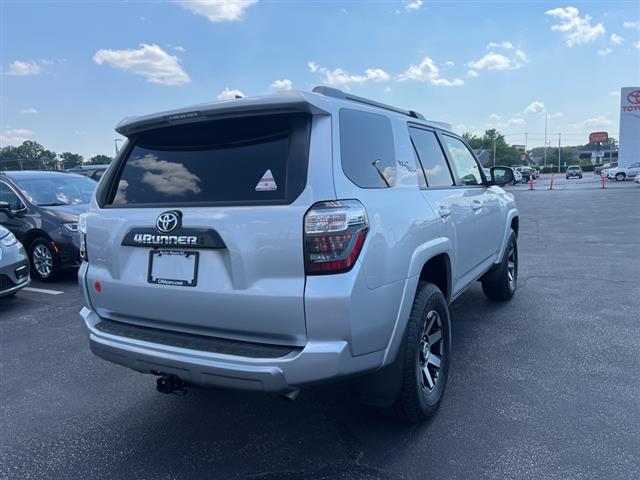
[79,87,518,422]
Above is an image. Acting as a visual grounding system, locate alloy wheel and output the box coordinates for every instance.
[419,310,444,391]
[507,244,517,291]
[33,244,53,278]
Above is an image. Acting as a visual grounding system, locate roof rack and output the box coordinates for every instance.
[312,86,425,120]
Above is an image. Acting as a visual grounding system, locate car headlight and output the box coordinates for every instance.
[62,222,79,232]
[0,231,17,247]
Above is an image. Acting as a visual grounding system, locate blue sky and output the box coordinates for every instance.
[1,1,639,159]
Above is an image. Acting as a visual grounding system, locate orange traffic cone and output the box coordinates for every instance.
[529,175,534,190]
[549,175,554,190]
[601,175,606,189]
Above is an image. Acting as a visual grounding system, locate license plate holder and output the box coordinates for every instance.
[148,250,199,287]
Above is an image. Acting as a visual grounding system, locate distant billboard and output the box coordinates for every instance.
[589,131,608,143]
[619,87,640,168]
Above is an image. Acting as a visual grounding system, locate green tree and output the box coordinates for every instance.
[60,152,84,169]
[0,145,23,170]
[88,154,113,165]
[462,129,521,166]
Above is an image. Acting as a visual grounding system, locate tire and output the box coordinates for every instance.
[615,173,625,181]
[481,230,518,302]
[392,282,451,423]
[30,237,61,282]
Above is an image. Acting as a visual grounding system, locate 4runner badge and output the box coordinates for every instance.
[156,211,181,233]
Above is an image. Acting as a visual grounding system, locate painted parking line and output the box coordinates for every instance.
[22,287,64,295]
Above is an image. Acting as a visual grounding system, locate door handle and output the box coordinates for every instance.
[438,206,451,219]
[471,200,482,211]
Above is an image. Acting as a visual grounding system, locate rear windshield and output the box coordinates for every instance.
[106,113,310,207]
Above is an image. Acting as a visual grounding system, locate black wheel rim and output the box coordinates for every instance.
[419,310,444,391]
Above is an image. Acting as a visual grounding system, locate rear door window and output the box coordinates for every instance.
[441,135,483,186]
[339,109,396,188]
[409,127,455,187]
[106,113,310,206]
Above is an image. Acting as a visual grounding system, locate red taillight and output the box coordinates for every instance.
[304,200,368,275]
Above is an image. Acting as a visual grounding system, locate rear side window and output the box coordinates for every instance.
[409,128,454,187]
[441,135,483,186]
[106,113,310,206]
[339,109,396,188]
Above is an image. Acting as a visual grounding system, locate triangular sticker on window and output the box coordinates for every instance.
[255,169,278,191]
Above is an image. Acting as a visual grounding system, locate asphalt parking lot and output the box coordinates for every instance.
[1,177,639,480]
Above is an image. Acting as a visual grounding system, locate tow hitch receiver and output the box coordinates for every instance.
[156,374,187,395]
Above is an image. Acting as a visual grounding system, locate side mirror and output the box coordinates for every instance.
[490,167,514,186]
[0,201,12,219]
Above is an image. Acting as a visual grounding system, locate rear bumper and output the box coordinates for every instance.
[80,307,384,392]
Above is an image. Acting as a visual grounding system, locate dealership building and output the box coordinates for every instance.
[618,87,640,168]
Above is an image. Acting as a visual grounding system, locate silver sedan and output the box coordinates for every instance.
[0,225,30,298]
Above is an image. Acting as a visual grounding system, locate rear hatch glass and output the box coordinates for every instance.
[106,113,311,207]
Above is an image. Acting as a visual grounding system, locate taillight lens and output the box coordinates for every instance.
[304,200,368,274]
[78,213,88,262]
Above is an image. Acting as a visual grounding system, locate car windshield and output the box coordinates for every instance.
[15,175,96,206]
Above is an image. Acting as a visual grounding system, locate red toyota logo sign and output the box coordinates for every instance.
[627,90,640,104]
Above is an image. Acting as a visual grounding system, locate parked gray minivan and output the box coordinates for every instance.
[79,87,519,422]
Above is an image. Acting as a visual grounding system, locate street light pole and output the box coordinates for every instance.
[558,132,562,174]
[543,113,548,166]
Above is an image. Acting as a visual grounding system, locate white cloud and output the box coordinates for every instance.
[19,107,39,114]
[217,87,245,100]
[174,0,257,23]
[610,33,624,45]
[597,48,612,56]
[623,21,639,28]
[308,62,391,86]
[487,41,514,49]
[635,41,640,49]
[514,50,528,62]
[0,128,35,146]
[582,116,613,127]
[467,51,526,71]
[384,86,392,93]
[270,78,293,90]
[466,70,479,78]
[545,6,605,46]
[525,101,544,114]
[548,112,564,119]
[173,46,186,52]
[6,60,43,76]
[488,116,525,128]
[398,57,463,86]
[405,0,423,12]
[609,90,620,96]
[93,44,190,86]
[443,60,455,67]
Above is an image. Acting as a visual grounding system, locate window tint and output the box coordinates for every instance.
[441,135,483,186]
[107,113,310,206]
[0,182,25,210]
[409,128,454,187]
[340,109,396,188]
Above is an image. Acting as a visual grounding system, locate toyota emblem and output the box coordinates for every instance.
[627,89,640,105]
[156,211,181,233]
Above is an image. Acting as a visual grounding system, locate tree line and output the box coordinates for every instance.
[0,141,113,171]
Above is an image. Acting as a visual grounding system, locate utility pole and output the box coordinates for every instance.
[543,113,548,166]
[524,132,528,165]
[558,133,562,174]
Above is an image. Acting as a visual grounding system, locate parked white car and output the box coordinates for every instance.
[634,173,640,185]
[607,162,640,181]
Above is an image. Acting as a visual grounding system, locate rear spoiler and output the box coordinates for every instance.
[115,93,329,137]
